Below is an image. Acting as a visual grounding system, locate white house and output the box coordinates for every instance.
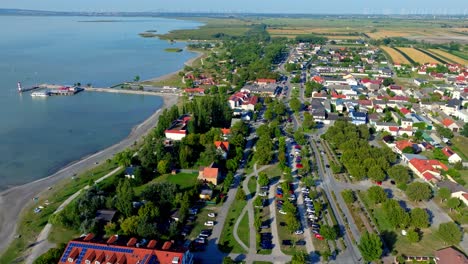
[442,147,463,164]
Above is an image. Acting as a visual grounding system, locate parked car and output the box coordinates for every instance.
[296,240,306,246]
[279,210,287,215]
[259,192,268,197]
[314,234,324,240]
[208,213,216,218]
[204,221,214,226]
[295,230,304,235]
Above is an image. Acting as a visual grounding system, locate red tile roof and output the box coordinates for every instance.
[184,88,205,93]
[256,78,276,84]
[221,128,231,135]
[215,141,230,151]
[423,172,436,181]
[442,118,455,127]
[400,107,411,115]
[59,238,191,264]
[442,146,457,158]
[203,168,219,179]
[395,140,413,151]
[435,247,468,264]
[463,193,468,200]
[409,158,449,175]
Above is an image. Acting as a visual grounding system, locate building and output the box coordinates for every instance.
[214,141,230,159]
[59,235,193,264]
[256,78,276,86]
[228,91,258,111]
[221,128,231,140]
[198,163,221,185]
[165,115,191,141]
[437,181,468,206]
[95,210,117,225]
[349,111,367,125]
[408,158,448,184]
[125,166,137,179]
[441,118,460,132]
[199,188,213,200]
[441,147,463,164]
[394,140,418,155]
[434,247,468,264]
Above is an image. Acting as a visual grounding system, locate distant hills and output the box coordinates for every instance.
[0,8,466,19]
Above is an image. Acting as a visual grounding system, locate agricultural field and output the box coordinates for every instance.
[398,47,439,64]
[428,49,468,65]
[380,46,411,64]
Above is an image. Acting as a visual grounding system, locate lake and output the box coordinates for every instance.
[0,16,202,189]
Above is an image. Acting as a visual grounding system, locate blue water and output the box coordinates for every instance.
[0,16,202,189]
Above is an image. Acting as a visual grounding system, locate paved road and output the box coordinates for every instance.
[24,167,122,264]
[0,95,179,257]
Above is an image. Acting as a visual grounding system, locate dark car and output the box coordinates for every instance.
[261,243,273,249]
[296,240,306,246]
[282,240,293,246]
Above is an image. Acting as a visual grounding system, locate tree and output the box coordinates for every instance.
[313,201,323,215]
[286,214,300,233]
[438,222,463,245]
[34,244,67,264]
[134,75,140,82]
[410,208,429,228]
[368,165,386,182]
[320,225,338,240]
[407,229,420,243]
[368,186,387,204]
[437,187,451,202]
[223,172,234,191]
[289,97,302,112]
[115,180,135,217]
[358,232,383,262]
[258,172,269,187]
[342,190,356,204]
[383,199,410,229]
[120,215,139,235]
[291,251,308,264]
[447,197,461,212]
[402,146,414,154]
[104,222,118,237]
[157,160,170,175]
[388,165,410,184]
[115,150,133,167]
[222,257,235,264]
[462,123,468,137]
[406,182,432,202]
[302,112,316,130]
[383,78,395,87]
[254,196,263,208]
[236,189,246,201]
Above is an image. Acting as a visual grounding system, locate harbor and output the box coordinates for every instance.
[18,82,84,97]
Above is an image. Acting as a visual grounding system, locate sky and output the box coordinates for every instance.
[1,0,467,15]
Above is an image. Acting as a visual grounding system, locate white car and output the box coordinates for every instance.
[304,197,312,202]
[204,221,214,226]
[259,192,268,197]
[279,210,287,215]
[307,208,315,213]
[295,230,304,235]
[208,213,216,218]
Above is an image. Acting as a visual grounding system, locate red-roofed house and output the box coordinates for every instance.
[442,147,462,164]
[228,91,258,111]
[184,88,205,94]
[198,163,221,185]
[59,236,193,264]
[394,140,416,155]
[408,158,449,184]
[215,141,230,159]
[221,128,231,140]
[400,107,411,115]
[311,76,324,84]
[256,78,276,86]
[435,247,468,264]
[441,118,460,132]
[165,115,191,141]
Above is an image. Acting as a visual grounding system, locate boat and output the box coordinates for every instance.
[31,90,50,97]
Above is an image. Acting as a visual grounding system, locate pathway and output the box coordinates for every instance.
[24,167,122,264]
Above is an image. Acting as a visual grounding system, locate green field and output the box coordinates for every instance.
[218,189,248,254]
[238,212,250,248]
[135,172,199,194]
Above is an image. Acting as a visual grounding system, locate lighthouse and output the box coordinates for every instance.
[17,82,22,93]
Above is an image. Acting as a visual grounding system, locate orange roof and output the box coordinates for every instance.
[463,193,468,200]
[435,247,468,264]
[423,172,437,181]
[395,140,413,151]
[442,147,457,158]
[221,128,231,135]
[203,167,219,179]
[442,118,455,127]
[256,78,276,83]
[409,158,448,175]
[215,141,229,151]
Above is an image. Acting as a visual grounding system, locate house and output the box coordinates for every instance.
[452,192,468,207]
[125,166,136,179]
[256,78,276,86]
[228,91,258,111]
[414,78,428,86]
[401,117,413,129]
[214,141,230,159]
[375,122,399,136]
[401,153,427,164]
[437,181,468,206]
[434,247,468,264]
[221,128,231,140]
[441,118,460,132]
[394,140,418,155]
[199,188,213,200]
[442,99,461,116]
[408,158,448,184]
[349,111,367,125]
[441,147,463,164]
[165,115,191,141]
[58,235,193,264]
[198,163,221,185]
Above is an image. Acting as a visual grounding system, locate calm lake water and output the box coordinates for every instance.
[0,16,202,189]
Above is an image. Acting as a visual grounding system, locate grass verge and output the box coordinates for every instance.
[218,189,247,254]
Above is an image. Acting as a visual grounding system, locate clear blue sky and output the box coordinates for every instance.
[2,0,467,14]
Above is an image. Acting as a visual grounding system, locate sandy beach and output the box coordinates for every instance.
[0,93,178,256]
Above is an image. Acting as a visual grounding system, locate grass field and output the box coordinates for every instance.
[238,212,250,248]
[218,189,247,254]
[248,176,257,195]
[428,49,468,65]
[380,46,411,64]
[452,136,468,161]
[398,47,439,64]
[0,162,120,263]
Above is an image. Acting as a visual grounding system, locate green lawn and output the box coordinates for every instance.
[188,206,219,240]
[238,212,250,248]
[276,210,304,255]
[49,225,80,245]
[218,189,247,254]
[452,136,468,161]
[460,170,468,189]
[262,164,283,181]
[0,161,120,263]
[248,176,257,195]
[135,172,199,194]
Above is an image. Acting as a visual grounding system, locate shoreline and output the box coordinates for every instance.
[0,90,178,256]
